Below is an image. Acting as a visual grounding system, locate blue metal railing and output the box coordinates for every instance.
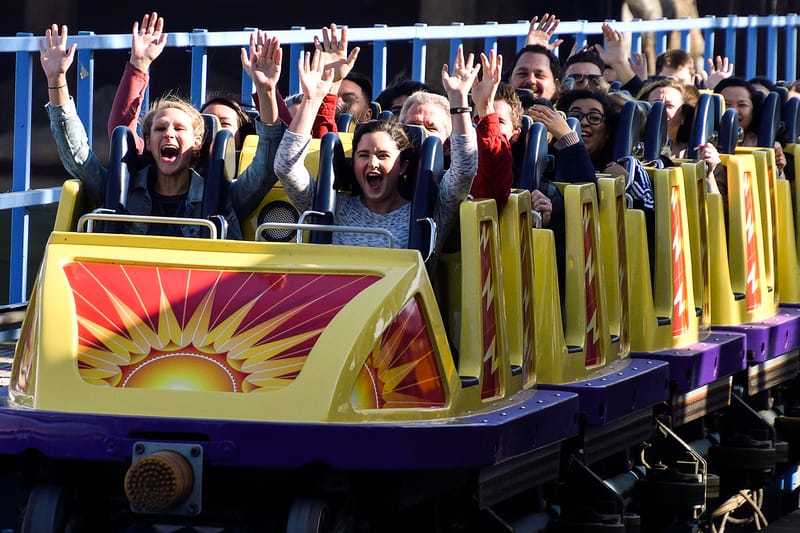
[1,14,799,307]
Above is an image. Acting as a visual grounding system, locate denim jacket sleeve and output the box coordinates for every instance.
[47,98,108,206]
[230,119,286,219]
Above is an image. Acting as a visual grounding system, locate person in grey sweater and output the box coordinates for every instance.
[274,47,478,251]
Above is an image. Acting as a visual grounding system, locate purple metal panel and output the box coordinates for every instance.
[538,359,670,426]
[0,389,579,471]
[631,331,747,393]
[715,307,800,364]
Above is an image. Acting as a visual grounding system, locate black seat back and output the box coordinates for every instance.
[511,114,533,181]
[337,113,355,133]
[408,129,444,260]
[194,114,220,179]
[517,121,549,192]
[369,101,381,119]
[643,101,668,161]
[202,128,236,237]
[782,97,800,145]
[687,93,716,159]
[758,91,781,148]
[103,126,139,233]
[613,100,643,160]
[717,108,740,154]
[310,132,346,244]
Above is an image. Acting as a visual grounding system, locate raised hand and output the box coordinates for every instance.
[39,24,76,84]
[705,56,734,90]
[526,13,563,50]
[314,23,360,87]
[472,50,502,117]
[629,51,648,81]
[130,12,166,72]
[594,23,635,83]
[241,30,282,94]
[442,45,481,102]
[299,49,334,102]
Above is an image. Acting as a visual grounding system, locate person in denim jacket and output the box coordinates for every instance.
[40,23,286,238]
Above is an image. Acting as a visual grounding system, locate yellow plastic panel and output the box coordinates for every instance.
[775,178,800,303]
[710,154,776,325]
[736,147,778,305]
[498,190,537,388]
[457,200,511,401]
[679,161,711,335]
[562,183,612,370]
[53,179,92,233]
[10,233,474,423]
[596,176,630,358]
[531,228,578,384]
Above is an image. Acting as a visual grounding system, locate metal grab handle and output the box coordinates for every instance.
[416,217,437,263]
[255,221,394,248]
[531,210,543,229]
[78,211,219,239]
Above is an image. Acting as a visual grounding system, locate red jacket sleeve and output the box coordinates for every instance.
[108,63,148,154]
[252,89,295,125]
[471,113,513,209]
[311,93,339,138]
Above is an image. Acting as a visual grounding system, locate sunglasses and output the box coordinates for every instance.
[567,110,605,125]
[569,74,602,84]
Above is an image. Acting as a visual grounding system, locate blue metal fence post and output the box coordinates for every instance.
[745,15,758,80]
[289,26,305,96]
[516,20,527,51]
[766,16,778,82]
[449,22,463,67]
[655,19,668,57]
[11,36,33,303]
[76,31,95,139]
[411,23,427,83]
[786,14,798,82]
[724,15,737,68]
[575,20,588,50]
[484,21,499,56]
[372,24,388,98]
[631,19,643,54]
[679,19,691,52]
[241,27,256,107]
[190,29,208,109]
[703,15,716,64]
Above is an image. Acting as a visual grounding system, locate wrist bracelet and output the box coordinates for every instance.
[449,106,472,115]
[48,84,66,90]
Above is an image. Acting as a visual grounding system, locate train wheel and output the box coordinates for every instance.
[286,497,331,533]
[20,484,67,533]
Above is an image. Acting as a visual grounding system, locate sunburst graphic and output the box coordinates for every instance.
[351,297,446,410]
[64,262,379,392]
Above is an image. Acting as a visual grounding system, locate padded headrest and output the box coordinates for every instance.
[757,91,781,147]
[105,125,139,214]
[408,133,444,259]
[613,100,643,160]
[716,108,740,154]
[337,113,355,133]
[194,114,220,178]
[643,101,667,161]
[687,93,716,159]
[782,97,800,145]
[518,121,549,191]
[202,128,236,224]
[310,132,346,244]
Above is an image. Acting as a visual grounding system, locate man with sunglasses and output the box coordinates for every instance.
[562,49,609,92]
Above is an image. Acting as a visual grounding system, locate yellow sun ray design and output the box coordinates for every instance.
[65,262,379,393]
